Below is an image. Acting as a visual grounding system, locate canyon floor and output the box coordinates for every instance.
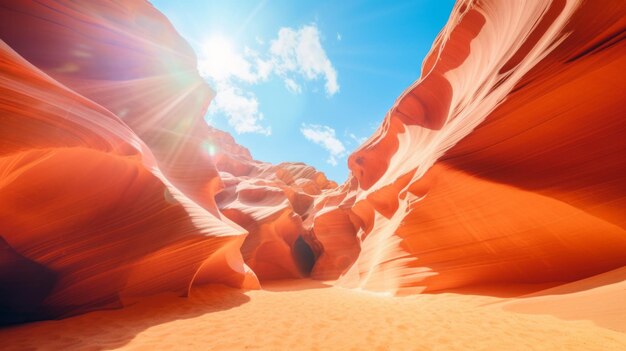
[2,269,625,351]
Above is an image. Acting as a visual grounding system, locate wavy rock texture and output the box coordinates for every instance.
[308,0,626,293]
[1,0,625,325]
[0,0,258,323]
[210,127,336,280]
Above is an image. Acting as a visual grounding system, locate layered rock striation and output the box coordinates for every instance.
[0,0,258,323]
[308,0,626,293]
[1,0,625,323]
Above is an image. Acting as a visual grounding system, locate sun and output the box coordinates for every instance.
[199,35,238,82]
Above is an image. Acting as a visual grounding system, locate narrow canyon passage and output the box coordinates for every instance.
[0,0,625,349]
[292,236,317,276]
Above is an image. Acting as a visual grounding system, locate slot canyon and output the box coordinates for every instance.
[0,0,625,350]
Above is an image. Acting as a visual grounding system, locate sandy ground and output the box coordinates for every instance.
[2,273,625,351]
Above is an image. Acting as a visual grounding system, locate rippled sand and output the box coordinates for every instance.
[3,271,625,351]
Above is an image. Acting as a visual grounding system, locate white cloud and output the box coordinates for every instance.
[199,36,263,84]
[198,38,271,135]
[337,33,342,41]
[210,84,271,135]
[348,133,367,145]
[270,25,340,96]
[300,123,346,166]
[284,78,302,94]
[197,24,339,135]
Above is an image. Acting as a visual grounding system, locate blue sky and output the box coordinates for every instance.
[151,0,455,182]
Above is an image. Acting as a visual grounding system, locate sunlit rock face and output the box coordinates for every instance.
[0,0,223,211]
[308,0,626,293]
[0,0,258,323]
[208,126,336,280]
[1,0,625,323]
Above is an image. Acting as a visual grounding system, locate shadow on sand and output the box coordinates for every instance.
[432,266,626,299]
[2,284,250,351]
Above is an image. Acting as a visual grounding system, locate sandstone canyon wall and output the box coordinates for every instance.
[0,0,261,323]
[307,0,626,294]
[1,0,625,324]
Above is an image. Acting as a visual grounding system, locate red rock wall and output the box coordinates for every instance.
[0,0,258,323]
[308,0,626,293]
[209,126,337,279]
[1,0,625,323]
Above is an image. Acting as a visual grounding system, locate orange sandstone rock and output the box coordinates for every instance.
[311,0,626,293]
[209,126,335,279]
[1,0,625,325]
[0,0,257,323]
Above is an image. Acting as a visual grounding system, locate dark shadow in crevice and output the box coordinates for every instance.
[0,284,250,350]
[0,236,57,326]
[292,235,316,276]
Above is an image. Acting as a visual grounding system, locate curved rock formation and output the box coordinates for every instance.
[209,127,336,279]
[307,0,626,293]
[1,0,625,324]
[0,0,258,323]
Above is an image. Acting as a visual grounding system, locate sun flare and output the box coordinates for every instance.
[199,35,238,81]
[1,0,625,350]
